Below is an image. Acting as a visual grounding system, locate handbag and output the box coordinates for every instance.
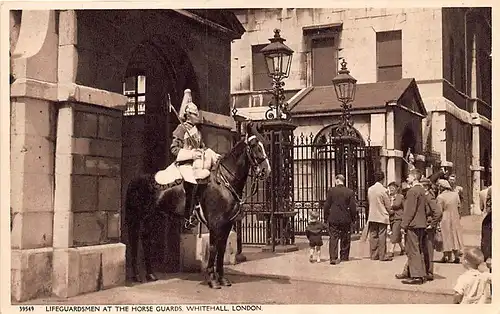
[433,227,444,252]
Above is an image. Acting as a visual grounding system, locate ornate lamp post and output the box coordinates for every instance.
[331,58,358,141]
[330,58,361,213]
[260,29,294,120]
[257,29,297,253]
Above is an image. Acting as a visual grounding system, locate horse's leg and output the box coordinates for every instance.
[216,223,233,287]
[142,215,158,282]
[128,220,141,282]
[206,232,221,289]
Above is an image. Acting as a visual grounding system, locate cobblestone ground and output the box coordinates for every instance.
[20,273,452,305]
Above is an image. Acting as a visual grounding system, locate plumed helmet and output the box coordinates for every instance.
[179,89,199,121]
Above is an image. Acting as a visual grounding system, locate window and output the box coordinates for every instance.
[251,44,272,91]
[376,30,402,82]
[123,75,146,116]
[311,37,337,86]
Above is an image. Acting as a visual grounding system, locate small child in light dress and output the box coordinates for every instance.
[453,247,491,304]
[305,210,327,263]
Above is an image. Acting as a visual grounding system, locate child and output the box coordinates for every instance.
[453,247,491,304]
[305,210,327,263]
[386,182,405,257]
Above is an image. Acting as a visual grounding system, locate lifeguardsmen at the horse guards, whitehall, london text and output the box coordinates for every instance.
[42,305,264,312]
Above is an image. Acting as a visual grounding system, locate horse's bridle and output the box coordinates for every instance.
[245,135,270,180]
[217,135,270,208]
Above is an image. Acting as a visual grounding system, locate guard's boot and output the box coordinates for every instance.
[183,182,199,230]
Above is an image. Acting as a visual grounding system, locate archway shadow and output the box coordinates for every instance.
[125,269,292,287]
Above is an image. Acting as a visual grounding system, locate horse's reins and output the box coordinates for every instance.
[217,136,269,220]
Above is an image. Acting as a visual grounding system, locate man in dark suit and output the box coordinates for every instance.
[399,168,428,285]
[421,178,442,281]
[323,174,357,265]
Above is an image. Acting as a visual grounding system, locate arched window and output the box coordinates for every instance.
[123,74,146,116]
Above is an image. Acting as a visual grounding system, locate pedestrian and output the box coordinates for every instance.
[421,178,442,281]
[399,168,428,285]
[453,247,491,304]
[480,186,492,265]
[323,174,357,265]
[386,182,405,258]
[448,173,464,204]
[305,210,327,263]
[436,179,464,263]
[367,171,393,261]
[395,177,442,282]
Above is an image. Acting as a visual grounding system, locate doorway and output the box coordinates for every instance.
[120,36,200,278]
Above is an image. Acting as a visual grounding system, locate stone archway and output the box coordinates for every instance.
[121,35,200,277]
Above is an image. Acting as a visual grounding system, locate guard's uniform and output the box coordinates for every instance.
[171,121,208,184]
[167,89,220,229]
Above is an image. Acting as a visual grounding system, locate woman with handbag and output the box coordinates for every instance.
[436,179,464,263]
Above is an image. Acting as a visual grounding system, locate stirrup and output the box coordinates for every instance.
[184,216,199,229]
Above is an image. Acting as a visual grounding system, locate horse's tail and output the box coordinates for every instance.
[125,175,151,248]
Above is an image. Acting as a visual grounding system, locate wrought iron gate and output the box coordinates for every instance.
[292,133,381,235]
[240,130,381,245]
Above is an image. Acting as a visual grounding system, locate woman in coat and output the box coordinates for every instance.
[436,179,464,263]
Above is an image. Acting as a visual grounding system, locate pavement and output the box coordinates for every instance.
[225,214,484,296]
[14,215,485,305]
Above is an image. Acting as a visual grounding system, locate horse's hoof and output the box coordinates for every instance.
[208,279,221,289]
[146,273,158,282]
[218,277,232,287]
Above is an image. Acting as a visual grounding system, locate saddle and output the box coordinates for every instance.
[154,164,211,186]
[155,148,219,186]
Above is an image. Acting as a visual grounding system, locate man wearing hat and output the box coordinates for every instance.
[323,174,357,265]
[169,89,220,230]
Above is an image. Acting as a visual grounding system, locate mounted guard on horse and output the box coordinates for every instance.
[154,89,221,230]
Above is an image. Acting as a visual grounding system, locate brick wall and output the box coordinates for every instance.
[69,104,122,246]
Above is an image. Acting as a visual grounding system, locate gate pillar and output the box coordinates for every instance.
[259,120,298,253]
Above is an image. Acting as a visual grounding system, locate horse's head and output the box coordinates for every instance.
[245,122,271,180]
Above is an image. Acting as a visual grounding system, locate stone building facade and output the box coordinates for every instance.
[10,9,243,302]
[230,8,492,216]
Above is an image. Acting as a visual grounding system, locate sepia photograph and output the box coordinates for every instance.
[3,2,494,311]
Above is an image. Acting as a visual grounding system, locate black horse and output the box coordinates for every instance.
[125,122,270,288]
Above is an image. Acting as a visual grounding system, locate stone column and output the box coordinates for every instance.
[370,113,386,182]
[469,33,482,216]
[11,9,128,301]
[11,10,59,302]
[385,110,396,183]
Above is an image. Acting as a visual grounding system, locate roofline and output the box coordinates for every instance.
[172,9,244,40]
[291,107,386,118]
[395,78,428,116]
